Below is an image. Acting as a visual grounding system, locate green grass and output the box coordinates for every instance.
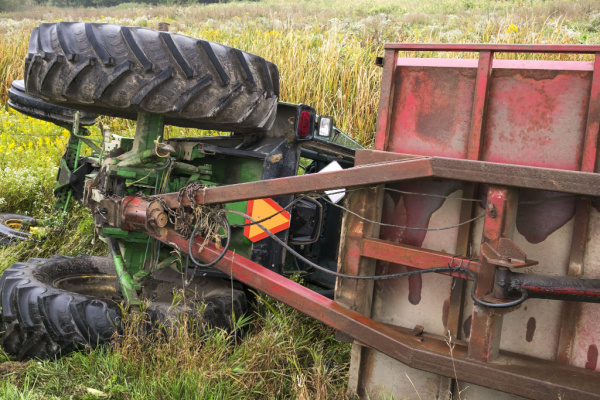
[0,297,350,399]
[0,0,599,398]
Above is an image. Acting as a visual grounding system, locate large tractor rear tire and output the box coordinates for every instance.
[0,255,248,360]
[24,23,279,133]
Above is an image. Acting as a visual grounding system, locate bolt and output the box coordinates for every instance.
[148,209,168,228]
[487,203,497,218]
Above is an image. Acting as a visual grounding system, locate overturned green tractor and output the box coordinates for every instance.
[0,22,360,360]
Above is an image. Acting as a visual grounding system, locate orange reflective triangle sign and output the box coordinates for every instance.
[244,198,291,242]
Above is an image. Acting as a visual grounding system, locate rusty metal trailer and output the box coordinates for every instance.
[122,44,600,399]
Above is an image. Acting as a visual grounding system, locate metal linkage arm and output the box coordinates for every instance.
[153,151,600,207]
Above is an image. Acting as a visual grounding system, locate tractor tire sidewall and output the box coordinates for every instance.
[24,23,279,133]
[0,213,34,245]
[0,255,249,360]
[0,256,120,360]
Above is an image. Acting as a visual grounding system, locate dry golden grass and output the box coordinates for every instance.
[0,29,28,110]
[1,0,599,145]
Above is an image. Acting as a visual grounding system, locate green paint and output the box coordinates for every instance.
[226,202,247,225]
[102,227,149,243]
[132,112,164,153]
[155,253,182,272]
[110,248,140,305]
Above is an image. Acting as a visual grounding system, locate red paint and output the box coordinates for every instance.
[468,186,514,362]
[361,239,477,279]
[481,69,589,171]
[396,58,594,72]
[385,43,600,54]
[390,67,476,158]
[580,55,600,173]
[466,51,493,160]
[526,317,536,343]
[585,345,598,371]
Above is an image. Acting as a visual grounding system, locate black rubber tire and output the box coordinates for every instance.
[0,255,248,360]
[0,214,35,245]
[8,80,97,127]
[24,22,279,133]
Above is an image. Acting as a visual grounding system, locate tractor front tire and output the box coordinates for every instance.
[24,22,279,133]
[0,255,248,360]
[0,213,35,245]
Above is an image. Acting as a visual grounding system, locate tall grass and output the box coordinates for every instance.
[0,288,350,399]
[1,0,598,145]
[0,29,28,109]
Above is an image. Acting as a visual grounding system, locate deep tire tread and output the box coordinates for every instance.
[92,61,133,100]
[0,256,249,360]
[61,55,96,98]
[120,26,153,72]
[38,54,65,92]
[233,49,256,88]
[24,22,279,133]
[174,74,213,112]
[130,67,173,106]
[56,22,77,62]
[199,40,230,86]
[259,58,274,97]
[0,256,119,360]
[210,83,244,118]
[85,23,114,66]
[159,32,194,78]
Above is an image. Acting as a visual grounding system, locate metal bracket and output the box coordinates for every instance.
[481,237,538,269]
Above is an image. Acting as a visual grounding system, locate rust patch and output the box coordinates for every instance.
[268,153,283,163]
[408,274,421,305]
[516,189,576,244]
[526,317,536,342]
[442,298,450,328]
[377,178,463,306]
[585,344,598,371]
[463,315,472,339]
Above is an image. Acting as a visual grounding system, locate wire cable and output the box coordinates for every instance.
[188,211,230,268]
[230,194,316,228]
[229,189,484,232]
[320,195,486,231]
[222,208,527,308]
[383,187,481,202]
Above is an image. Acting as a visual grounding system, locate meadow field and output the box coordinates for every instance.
[0,0,599,398]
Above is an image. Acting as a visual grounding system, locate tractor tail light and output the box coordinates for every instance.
[294,105,315,141]
[298,111,311,137]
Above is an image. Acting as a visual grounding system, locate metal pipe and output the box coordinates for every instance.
[497,269,600,303]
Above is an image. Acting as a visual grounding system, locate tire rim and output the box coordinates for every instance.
[5,218,24,231]
[54,275,120,301]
